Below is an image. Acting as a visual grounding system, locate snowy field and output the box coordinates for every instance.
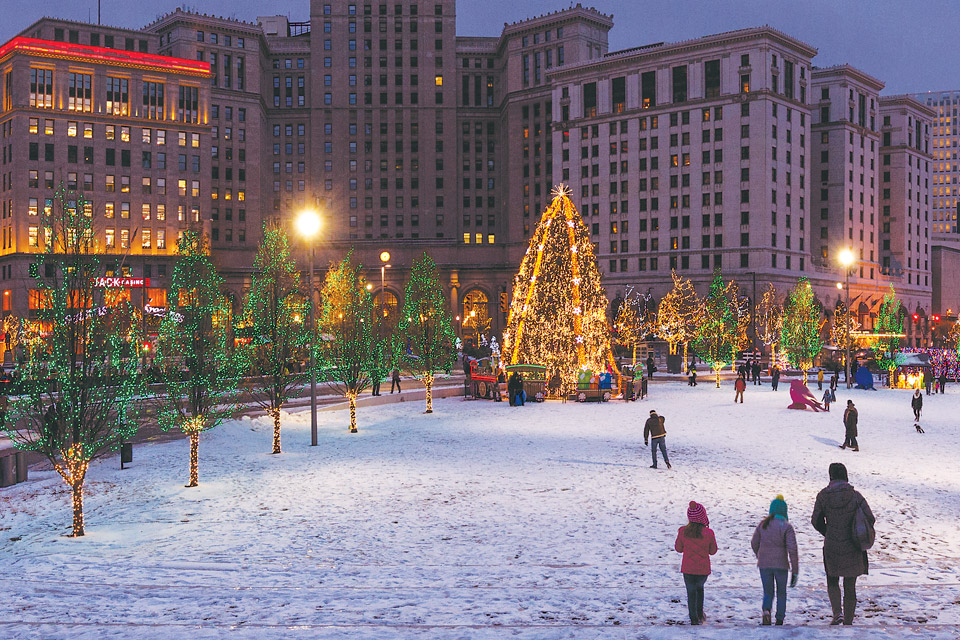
[1,380,959,639]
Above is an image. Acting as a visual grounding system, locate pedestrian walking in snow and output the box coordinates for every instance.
[643,410,671,469]
[646,354,656,379]
[831,371,839,391]
[911,389,923,421]
[738,362,748,380]
[734,375,746,403]
[390,368,402,394]
[817,369,824,391]
[675,501,718,626]
[938,372,947,394]
[688,366,698,387]
[821,388,833,412]
[752,495,799,626]
[507,372,525,406]
[771,367,781,391]
[811,463,875,626]
[925,373,932,395]
[753,360,762,385]
[840,400,859,451]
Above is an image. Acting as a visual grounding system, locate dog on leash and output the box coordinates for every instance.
[915,423,925,433]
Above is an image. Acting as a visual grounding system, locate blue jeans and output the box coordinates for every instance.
[760,567,788,621]
[683,573,708,623]
[651,437,669,467]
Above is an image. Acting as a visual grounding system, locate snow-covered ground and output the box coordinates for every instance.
[1,380,959,639]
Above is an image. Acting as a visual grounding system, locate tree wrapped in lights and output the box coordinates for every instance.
[780,278,825,382]
[692,270,741,387]
[155,231,243,487]
[657,271,700,362]
[755,283,784,363]
[615,297,650,368]
[831,302,860,371]
[503,186,617,392]
[242,224,308,453]
[316,254,384,432]
[872,286,905,383]
[1,187,142,536]
[396,253,457,413]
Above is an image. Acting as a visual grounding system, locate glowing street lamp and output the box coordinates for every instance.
[837,248,856,389]
[297,209,321,446]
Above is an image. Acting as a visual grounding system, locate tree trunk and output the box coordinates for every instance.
[715,368,721,388]
[631,344,636,368]
[187,430,199,487]
[348,394,358,433]
[71,478,85,537]
[424,375,434,413]
[682,342,688,368]
[271,408,282,454]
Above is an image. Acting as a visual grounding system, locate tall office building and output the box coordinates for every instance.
[912,90,960,243]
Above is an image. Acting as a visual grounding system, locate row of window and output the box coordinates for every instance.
[27,118,199,147]
[26,225,167,250]
[605,253,802,273]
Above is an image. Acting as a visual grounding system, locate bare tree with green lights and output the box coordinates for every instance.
[155,231,244,487]
[2,186,142,536]
[316,254,385,433]
[241,224,309,453]
[396,254,457,413]
[755,282,784,364]
[780,278,825,383]
[872,285,905,385]
[692,270,741,388]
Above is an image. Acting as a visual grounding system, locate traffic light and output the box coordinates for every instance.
[933,314,941,323]
[499,292,508,313]
[913,313,919,322]
[142,342,151,353]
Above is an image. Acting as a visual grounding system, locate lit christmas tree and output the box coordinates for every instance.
[156,231,243,487]
[692,270,741,387]
[316,254,385,432]
[2,186,142,536]
[503,186,617,392]
[872,285,905,383]
[615,295,652,368]
[830,302,860,370]
[241,224,309,453]
[396,253,457,413]
[780,278,825,382]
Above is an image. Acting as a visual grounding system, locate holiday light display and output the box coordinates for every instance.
[692,270,743,387]
[614,296,649,367]
[755,282,784,363]
[656,271,699,362]
[241,224,309,453]
[830,303,861,370]
[2,186,142,536]
[156,231,243,487]
[503,186,618,392]
[780,278,825,381]
[316,254,385,432]
[396,254,457,413]
[873,286,905,381]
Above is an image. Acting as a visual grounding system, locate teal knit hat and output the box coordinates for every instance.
[769,494,788,519]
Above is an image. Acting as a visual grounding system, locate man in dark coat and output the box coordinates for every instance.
[911,389,923,421]
[771,366,781,391]
[507,372,524,406]
[840,400,859,451]
[752,360,762,385]
[643,410,671,469]
[812,462,875,625]
[646,355,656,379]
[938,372,947,394]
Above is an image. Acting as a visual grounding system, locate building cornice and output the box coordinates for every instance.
[811,64,884,92]
[0,36,212,77]
[879,94,936,119]
[550,26,817,79]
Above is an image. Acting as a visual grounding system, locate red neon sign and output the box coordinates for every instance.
[92,277,150,288]
[0,37,212,77]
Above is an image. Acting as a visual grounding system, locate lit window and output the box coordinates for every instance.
[435,75,443,86]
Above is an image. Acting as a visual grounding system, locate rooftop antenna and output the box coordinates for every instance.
[98,0,101,25]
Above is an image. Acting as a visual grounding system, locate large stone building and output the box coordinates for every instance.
[0,1,940,349]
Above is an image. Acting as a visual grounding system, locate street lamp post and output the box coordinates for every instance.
[296,209,321,446]
[379,251,391,322]
[838,248,855,389]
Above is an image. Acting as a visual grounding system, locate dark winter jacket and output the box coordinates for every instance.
[911,393,923,411]
[843,406,858,437]
[751,517,799,572]
[643,414,666,442]
[811,481,875,577]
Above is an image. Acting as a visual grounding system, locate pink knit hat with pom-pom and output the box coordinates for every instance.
[687,501,709,526]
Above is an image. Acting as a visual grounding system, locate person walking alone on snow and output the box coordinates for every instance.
[675,501,718,626]
[911,388,923,421]
[734,374,746,403]
[840,400,859,451]
[643,410,671,469]
[817,369,824,391]
[821,387,834,412]
[390,368,402,394]
[812,463,876,626]
[751,495,799,626]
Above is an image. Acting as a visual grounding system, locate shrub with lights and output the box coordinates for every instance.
[692,270,746,388]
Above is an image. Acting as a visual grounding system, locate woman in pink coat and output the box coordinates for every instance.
[674,501,719,625]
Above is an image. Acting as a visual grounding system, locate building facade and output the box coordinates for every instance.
[0,2,941,350]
